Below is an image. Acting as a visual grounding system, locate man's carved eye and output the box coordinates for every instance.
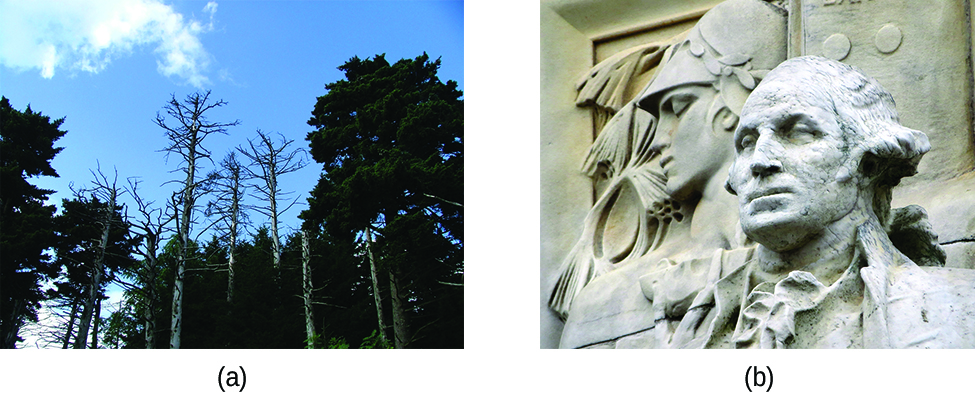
[739,134,756,150]
[785,123,818,144]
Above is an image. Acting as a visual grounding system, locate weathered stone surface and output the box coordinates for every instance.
[718,56,975,348]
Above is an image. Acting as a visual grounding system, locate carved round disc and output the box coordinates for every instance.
[875,24,902,54]
[823,33,851,61]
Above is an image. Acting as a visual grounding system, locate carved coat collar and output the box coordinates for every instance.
[639,220,974,348]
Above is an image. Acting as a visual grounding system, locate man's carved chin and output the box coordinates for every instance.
[740,212,811,252]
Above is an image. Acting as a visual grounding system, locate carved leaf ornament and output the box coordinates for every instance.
[677,36,769,120]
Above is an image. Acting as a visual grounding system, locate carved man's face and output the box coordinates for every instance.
[650,84,734,201]
[727,80,860,252]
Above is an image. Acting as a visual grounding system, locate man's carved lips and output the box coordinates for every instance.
[744,186,795,212]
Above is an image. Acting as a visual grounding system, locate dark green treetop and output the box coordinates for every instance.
[0,96,67,348]
[303,53,463,236]
[302,53,463,348]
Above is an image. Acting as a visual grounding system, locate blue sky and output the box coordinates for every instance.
[1,0,463,348]
[1,0,463,243]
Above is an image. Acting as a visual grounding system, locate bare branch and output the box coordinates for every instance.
[422,193,462,208]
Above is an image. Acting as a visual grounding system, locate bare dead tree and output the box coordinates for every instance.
[72,165,125,349]
[155,90,239,349]
[236,130,307,273]
[205,151,248,303]
[123,177,176,349]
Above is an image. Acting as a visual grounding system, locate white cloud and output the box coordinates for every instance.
[0,0,219,88]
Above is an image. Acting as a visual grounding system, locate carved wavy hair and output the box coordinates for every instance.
[762,56,930,225]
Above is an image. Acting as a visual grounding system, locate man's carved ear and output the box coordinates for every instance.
[836,142,887,188]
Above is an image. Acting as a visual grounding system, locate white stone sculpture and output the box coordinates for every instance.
[641,56,975,348]
[542,0,975,348]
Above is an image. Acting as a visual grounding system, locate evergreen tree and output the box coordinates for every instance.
[53,193,139,348]
[302,53,463,348]
[0,97,67,348]
[180,235,231,348]
[221,227,304,348]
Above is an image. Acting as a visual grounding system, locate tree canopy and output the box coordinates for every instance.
[303,53,463,348]
[1,97,66,348]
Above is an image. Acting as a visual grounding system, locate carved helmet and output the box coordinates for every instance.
[636,0,788,117]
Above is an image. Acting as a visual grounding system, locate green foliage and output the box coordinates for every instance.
[326,337,349,349]
[0,96,66,348]
[295,228,377,348]
[303,331,322,349]
[53,196,139,301]
[359,329,392,349]
[50,194,139,348]
[303,53,463,237]
[303,332,353,349]
[303,53,463,348]
[102,297,141,349]
[113,255,169,349]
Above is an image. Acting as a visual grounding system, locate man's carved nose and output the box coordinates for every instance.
[749,151,782,177]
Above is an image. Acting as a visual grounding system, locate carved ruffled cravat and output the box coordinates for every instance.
[734,272,826,348]
[643,251,865,349]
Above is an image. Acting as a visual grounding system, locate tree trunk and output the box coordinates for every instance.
[301,229,315,347]
[388,265,411,349]
[90,299,100,349]
[73,284,96,349]
[144,236,158,349]
[364,227,388,344]
[145,300,156,349]
[62,299,79,349]
[170,244,186,349]
[227,185,238,303]
[145,246,156,349]
[1,299,25,348]
[144,295,156,349]
[270,170,281,275]
[227,233,236,303]
[75,206,111,349]
[171,131,197,349]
